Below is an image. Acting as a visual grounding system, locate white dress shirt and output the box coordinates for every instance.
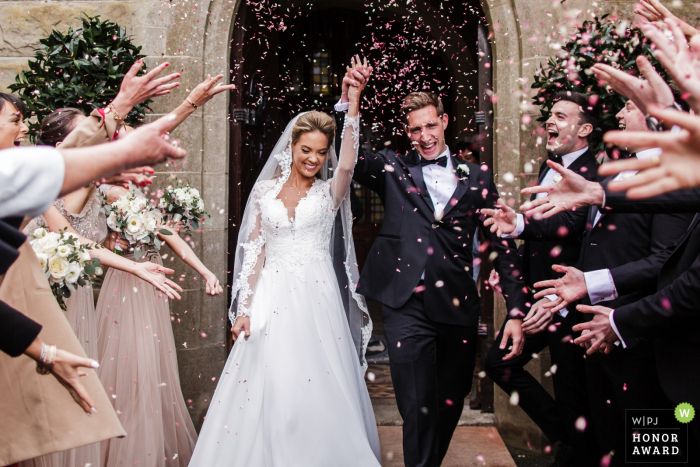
[504,146,589,317]
[580,147,663,348]
[421,148,458,279]
[0,146,65,218]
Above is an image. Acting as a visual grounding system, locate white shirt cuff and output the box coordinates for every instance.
[334,100,349,112]
[609,309,626,348]
[543,294,569,317]
[584,268,618,305]
[501,213,525,239]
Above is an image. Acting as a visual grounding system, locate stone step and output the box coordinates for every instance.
[372,398,496,427]
[378,426,517,466]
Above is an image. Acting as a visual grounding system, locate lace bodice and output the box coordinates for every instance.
[257,178,337,274]
[24,188,108,243]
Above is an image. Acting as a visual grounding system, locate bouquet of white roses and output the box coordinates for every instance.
[103,190,172,260]
[30,227,102,311]
[158,183,210,232]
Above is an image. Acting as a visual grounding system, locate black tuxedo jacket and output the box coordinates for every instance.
[352,149,527,326]
[520,151,598,312]
[603,189,700,406]
[519,174,693,310]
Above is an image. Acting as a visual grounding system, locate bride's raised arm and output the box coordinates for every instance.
[330,56,372,209]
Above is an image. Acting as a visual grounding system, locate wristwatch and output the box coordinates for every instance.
[645,102,683,132]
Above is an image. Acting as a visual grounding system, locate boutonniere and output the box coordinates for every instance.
[456,163,470,180]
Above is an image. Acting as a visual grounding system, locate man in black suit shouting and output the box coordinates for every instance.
[336,86,527,466]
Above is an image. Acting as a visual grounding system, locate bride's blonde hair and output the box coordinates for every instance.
[291,111,335,147]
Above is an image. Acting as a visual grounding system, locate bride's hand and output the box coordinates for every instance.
[232,316,250,341]
[204,272,223,296]
[133,262,184,300]
[187,74,236,108]
[346,55,372,103]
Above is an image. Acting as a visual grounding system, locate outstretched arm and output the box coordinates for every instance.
[37,203,184,300]
[331,56,370,208]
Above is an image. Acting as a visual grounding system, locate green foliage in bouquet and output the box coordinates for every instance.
[9,14,150,141]
[531,15,670,153]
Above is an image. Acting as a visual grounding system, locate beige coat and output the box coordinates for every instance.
[0,238,125,464]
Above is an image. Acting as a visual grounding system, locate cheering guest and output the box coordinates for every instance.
[484,95,693,466]
[484,91,599,466]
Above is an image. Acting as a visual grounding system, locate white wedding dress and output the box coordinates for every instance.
[189,114,380,466]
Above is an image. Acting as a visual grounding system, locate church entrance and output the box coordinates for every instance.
[227,0,494,412]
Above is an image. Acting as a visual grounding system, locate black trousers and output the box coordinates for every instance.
[484,313,599,467]
[382,291,478,467]
[585,343,672,467]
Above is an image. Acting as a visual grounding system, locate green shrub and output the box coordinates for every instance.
[531,15,670,153]
[10,14,150,141]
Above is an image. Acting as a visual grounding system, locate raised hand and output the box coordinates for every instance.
[102,166,155,189]
[521,298,554,335]
[601,106,700,198]
[533,265,588,314]
[635,1,700,39]
[591,56,674,115]
[520,160,604,219]
[346,55,372,104]
[112,60,180,114]
[187,74,236,108]
[341,55,372,103]
[572,305,618,355]
[640,20,700,113]
[488,269,502,295]
[116,114,188,167]
[500,319,525,361]
[482,198,517,237]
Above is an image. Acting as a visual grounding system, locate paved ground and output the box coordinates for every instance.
[379,426,517,467]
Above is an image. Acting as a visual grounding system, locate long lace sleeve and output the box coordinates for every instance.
[329,115,360,209]
[228,184,267,325]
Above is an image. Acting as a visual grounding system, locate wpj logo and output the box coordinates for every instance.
[626,407,691,463]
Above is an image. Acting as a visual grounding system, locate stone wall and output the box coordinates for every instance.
[2,0,698,443]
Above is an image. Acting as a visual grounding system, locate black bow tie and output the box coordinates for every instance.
[548,153,563,165]
[420,155,448,168]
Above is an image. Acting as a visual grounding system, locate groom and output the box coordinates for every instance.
[337,85,527,465]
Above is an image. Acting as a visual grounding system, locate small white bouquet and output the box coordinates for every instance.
[158,183,210,231]
[30,227,102,311]
[103,190,172,260]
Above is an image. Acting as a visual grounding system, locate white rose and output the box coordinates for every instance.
[125,214,148,242]
[56,243,74,257]
[94,266,103,276]
[130,198,146,214]
[65,263,82,284]
[33,227,47,239]
[107,212,121,232]
[31,239,44,255]
[143,212,158,232]
[190,188,200,197]
[78,249,92,264]
[114,196,130,212]
[36,252,49,272]
[40,234,60,255]
[158,198,168,209]
[196,199,205,211]
[47,255,70,280]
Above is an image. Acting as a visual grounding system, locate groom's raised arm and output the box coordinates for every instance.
[352,149,389,199]
[479,170,528,320]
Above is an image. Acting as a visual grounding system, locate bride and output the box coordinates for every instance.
[188,57,380,466]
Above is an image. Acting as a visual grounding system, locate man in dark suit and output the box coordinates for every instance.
[338,89,527,466]
[483,91,599,466]
[484,98,694,466]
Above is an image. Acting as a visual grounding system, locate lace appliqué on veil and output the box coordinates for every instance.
[229,232,266,323]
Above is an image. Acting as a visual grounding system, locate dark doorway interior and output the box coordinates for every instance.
[227,0,493,410]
